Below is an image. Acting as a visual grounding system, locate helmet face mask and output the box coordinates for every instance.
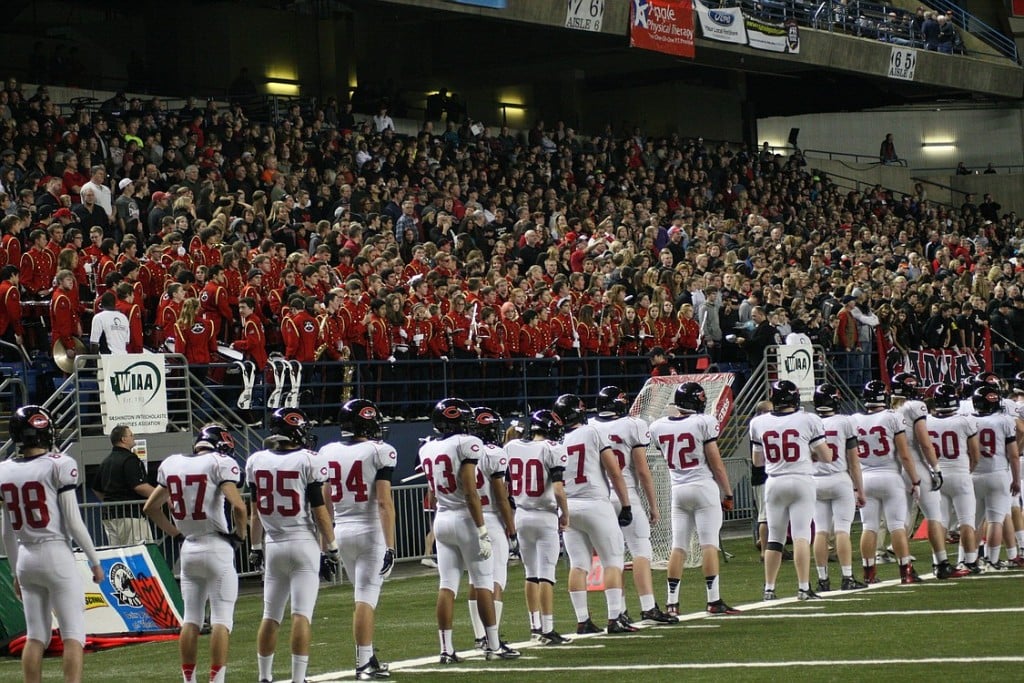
[813,383,841,415]
[269,407,316,449]
[770,380,801,410]
[595,386,629,417]
[972,386,1002,415]
[340,399,383,440]
[432,398,473,436]
[194,424,235,456]
[10,405,55,453]
[674,382,707,413]
[472,407,503,444]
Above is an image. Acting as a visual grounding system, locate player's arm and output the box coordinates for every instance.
[248,487,264,549]
[308,481,337,552]
[810,435,832,462]
[893,431,920,489]
[1008,436,1021,496]
[631,443,659,524]
[221,481,248,541]
[459,460,486,528]
[375,477,396,550]
[600,446,630,508]
[58,490,104,584]
[142,485,181,538]
[553,479,569,531]
[704,440,733,500]
[845,437,866,506]
[966,433,980,474]
[914,418,940,470]
[489,472,516,537]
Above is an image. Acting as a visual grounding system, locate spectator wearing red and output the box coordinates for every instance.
[0,265,23,351]
[20,229,55,299]
[173,297,216,381]
[0,214,25,268]
[282,295,317,363]
[199,265,233,342]
[50,269,81,353]
[232,297,268,371]
[156,283,185,348]
[114,282,144,353]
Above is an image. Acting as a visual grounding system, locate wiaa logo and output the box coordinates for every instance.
[784,348,812,378]
[708,9,735,26]
[110,361,162,403]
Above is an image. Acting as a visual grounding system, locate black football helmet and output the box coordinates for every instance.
[1011,371,1024,396]
[862,380,890,409]
[890,372,921,400]
[595,386,629,417]
[269,407,316,449]
[770,380,801,410]
[9,405,55,452]
[813,383,841,415]
[194,424,236,456]
[339,399,384,440]
[971,371,1002,397]
[432,398,473,436]
[472,406,504,444]
[529,409,564,440]
[972,386,1002,415]
[674,382,707,413]
[552,394,585,426]
[932,383,960,413]
[957,375,975,400]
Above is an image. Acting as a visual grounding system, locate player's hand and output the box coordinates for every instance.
[320,548,340,582]
[508,533,520,558]
[929,469,943,492]
[380,547,396,579]
[722,495,735,512]
[248,548,264,572]
[477,525,492,560]
[649,509,660,526]
[855,491,866,508]
[558,513,569,532]
[617,505,633,527]
[910,482,921,501]
[1011,480,1021,497]
[91,565,104,585]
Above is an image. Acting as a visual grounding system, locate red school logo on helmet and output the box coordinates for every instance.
[359,406,378,420]
[283,411,306,426]
[442,405,465,420]
[29,414,50,429]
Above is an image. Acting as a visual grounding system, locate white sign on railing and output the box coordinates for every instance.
[99,352,169,434]
[565,0,605,32]
[777,343,816,401]
[887,47,917,81]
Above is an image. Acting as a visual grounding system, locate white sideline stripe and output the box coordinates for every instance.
[394,656,1024,674]
[722,607,1024,619]
[771,605,827,610]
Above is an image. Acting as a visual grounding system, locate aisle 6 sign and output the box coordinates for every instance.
[888,47,917,81]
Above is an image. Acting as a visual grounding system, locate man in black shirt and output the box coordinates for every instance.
[93,425,154,546]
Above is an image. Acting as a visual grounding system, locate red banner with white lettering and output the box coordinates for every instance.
[630,0,695,59]
[1014,0,1024,17]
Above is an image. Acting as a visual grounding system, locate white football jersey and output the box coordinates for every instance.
[749,410,825,477]
[504,439,566,513]
[157,451,241,538]
[418,434,485,512]
[851,410,905,473]
[562,423,613,500]
[475,443,509,516]
[956,399,973,416]
[588,415,650,491]
[245,447,326,541]
[0,452,79,545]
[318,439,397,524]
[925,413,978,475]
[971,412,1015,475]
[897,399,931,466]
[649,413,717,486]
[816,414,857,476]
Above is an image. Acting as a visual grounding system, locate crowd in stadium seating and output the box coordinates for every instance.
[0,74,1022,400]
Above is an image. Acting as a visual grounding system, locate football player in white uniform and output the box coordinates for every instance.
[552,393,637,634]
[810,384,867,592]
[854,380,923,584]
[1006,373,1024,564]
[318,399,396,680]
[589,386,676,624]
[928,383,982,573]
[650,382,739,615]
[467,406,518,656]
[143,424,247,683]
[418,398,520,663]
[0,406,103,683]
[247,408,336,683]
[889,373,957,578]
[749,380,833,601]
[971,385,1021,569]
[504,410,571,645]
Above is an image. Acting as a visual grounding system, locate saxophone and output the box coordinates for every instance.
[340,346,354,402]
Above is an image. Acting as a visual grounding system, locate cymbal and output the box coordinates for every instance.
[53,337,86,373]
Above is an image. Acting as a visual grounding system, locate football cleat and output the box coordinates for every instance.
[762,588,778,601]
[900,564,922,584]
[706,600,741,615]
[797,589,822,601]
[1007,556,1024,568]
[959,562,982,575]
[863,566,879,584]
[540,630,572,645]
[484,642,521,660]
[617,610,634,626]
[355,655,390,680]
[473,637,487,651]
[817,577,831,593]
[665,603,680,617]
[841,576,868,590]
[576,619,602,634]
[439,652,462,664]
[641,606,679,624]
[606,619,639,634]
[984,559,1009,572]
[530,628,543,641]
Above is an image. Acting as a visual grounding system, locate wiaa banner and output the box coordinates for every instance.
[630,0,695,59]
[99,351,169,434]
[695,1,800,54]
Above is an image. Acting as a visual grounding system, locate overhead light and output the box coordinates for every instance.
[921,141,955,150]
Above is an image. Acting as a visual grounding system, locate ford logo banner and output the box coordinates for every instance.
[709,10,734,25]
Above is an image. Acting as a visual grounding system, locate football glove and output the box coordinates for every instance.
[380,547,396,579]
[929,469,943,492]
[617,505,633,527]
[508,533,521,558]
[722,495,735,512]
[477,525,492,560]
[320,548,340,582]
[248,547,264,572]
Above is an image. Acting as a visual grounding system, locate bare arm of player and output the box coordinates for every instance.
[554,481,569,532]
[59,490,103,584]
[966,433,980,474]
[913,419,939,470]
[376,480,396,550]
[846,443,866,507]
[459,461,486,528]
[312,485,336,552]
[221,482,248,541]
[893,431,919,490]
[810,440,833,462]
[601,446,631,508]
[631,444,659,525]
[249,504,264,548]
[704,440,733,499]
[751,443,765,467]
[142,486,182,538]
[490,475,516,537]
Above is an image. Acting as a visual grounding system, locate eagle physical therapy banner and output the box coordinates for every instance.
[695,1,800,54]
[99,352,169,435]
[630,0,695,59]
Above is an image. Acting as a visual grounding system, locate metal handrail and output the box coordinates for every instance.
[910,175,971,199]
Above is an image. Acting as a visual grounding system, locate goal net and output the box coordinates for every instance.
[628,373,735,569]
